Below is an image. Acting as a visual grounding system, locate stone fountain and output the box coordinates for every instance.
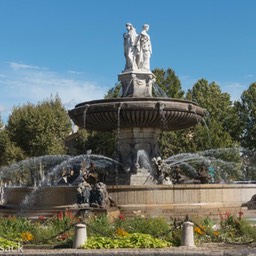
[68,23,205,185]
[68,23,256,219]
[1,23,256,221]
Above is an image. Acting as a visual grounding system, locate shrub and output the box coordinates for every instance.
[82,233,171,249]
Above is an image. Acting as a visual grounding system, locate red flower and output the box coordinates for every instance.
[56,212,63,219]
[238,211,243,219]
[225,211,230,219]
[38,216,45,221]
[64,211,73,219]
[118,214,125,221]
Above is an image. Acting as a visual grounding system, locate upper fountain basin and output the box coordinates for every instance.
[68,97,206,132]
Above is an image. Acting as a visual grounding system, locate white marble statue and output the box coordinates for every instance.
[136,24,152,71]
[123,23,138,71]
[123,23,152,72]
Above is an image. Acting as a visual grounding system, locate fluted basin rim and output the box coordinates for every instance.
[69,97,206,131]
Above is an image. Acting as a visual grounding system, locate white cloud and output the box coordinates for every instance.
[67,70,84,75]
[0,104,6,112]
[9,62,40,70]
[0,62,110,123]
[244,74,255,79]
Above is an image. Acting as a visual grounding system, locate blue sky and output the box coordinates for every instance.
[0,0,256,124]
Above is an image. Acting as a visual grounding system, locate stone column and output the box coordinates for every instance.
[119,127,161,174]
[181,221,195,247]
[73,223,87,248]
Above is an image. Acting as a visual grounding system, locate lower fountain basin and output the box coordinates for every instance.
[68,98,206,131]
[2,184,255,220]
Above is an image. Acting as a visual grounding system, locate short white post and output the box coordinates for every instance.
[73,223,87,249]
[181,221,195,247]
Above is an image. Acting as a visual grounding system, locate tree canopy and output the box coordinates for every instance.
[234,83,256,149]
[6,95,72,159]
[186,79,240,149]
[153,68,184,98]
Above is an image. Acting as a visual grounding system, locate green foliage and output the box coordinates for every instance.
[0,127,10,166]
[1,141,25,166]
[86,215,174,247]
[0,212,79,245]
[157,76,242,158]
[82,131,116,158]
[186,79,239,151]
[82,233,171,249]
[104,83,122,99]
[0,237,21,250]
[67,129,116,157]
[190,212,256,245]
[0,217,36,243]
[114,216,171,237]
[234,83,256,149]
[218,212,254,243]
[152,68,184,98]
[159,130,197,158]
[86,215,114,237]
[31,212,78,244]
[0,213,255,248]
[6,95,71,158]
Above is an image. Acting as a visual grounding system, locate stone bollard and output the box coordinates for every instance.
[73,223,87,249]
[181,221,195,247]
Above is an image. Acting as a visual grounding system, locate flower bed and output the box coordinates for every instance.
[0,210,255,249]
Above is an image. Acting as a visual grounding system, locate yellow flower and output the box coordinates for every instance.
[116,227,129,237]
[21,231,34,241]
[213,231,219,237]
[194,226,205,235]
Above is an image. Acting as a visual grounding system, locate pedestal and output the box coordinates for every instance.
[118,71,155,97]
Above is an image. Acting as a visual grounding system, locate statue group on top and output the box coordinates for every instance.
[123,23,152,72]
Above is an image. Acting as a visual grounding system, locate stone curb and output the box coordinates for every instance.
[1,247,256,256]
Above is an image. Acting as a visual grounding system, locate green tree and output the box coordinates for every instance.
[104,83,122,99]
[186,79,239,150]
[0,116,8,166]
[159,129,197,159]
[152,68,187,157]
[152,68,184,98]
[67,129,116,158]
[0,115,25,166]
[7,95,71,158]
[184,80,242,179]
[234,83,256,149]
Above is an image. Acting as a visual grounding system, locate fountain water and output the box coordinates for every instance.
[0,154,121,218]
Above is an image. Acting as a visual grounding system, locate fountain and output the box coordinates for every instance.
[1,23,256,221]
[68,23,256,219]
[68,23,205,185]
[0,154,121,218]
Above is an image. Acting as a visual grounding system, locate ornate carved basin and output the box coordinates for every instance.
[68,97,205,132]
